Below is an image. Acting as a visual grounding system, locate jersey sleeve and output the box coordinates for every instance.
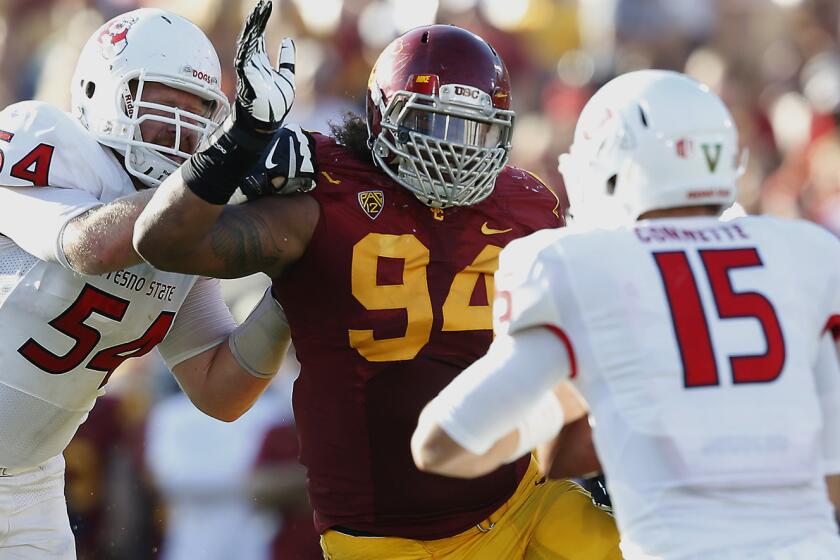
[0,186,101,266]
[0,101,128,266]
[821,233,840,474]
[157,277,237,370]
[794,219,840,338]
[521,169,566,230]
[495,166,565,234]
[0,101,115,192]
[827,233,840,340]
[493,229,567,337]
[814,333,840,475]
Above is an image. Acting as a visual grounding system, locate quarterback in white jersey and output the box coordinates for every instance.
[0,4,300,558]
[413,71,840,559]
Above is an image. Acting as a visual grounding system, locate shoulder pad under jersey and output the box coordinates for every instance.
[0,101,134,202]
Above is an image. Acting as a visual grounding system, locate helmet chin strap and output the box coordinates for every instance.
[107,147,152,190]
[126,145,176,187]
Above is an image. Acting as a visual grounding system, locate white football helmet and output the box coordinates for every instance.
[71,9,230,187]
[559,70,744,227]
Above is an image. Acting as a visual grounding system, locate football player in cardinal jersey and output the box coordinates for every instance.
[412,70,840,559]
[135,24,621,560]
[0,3,299,557]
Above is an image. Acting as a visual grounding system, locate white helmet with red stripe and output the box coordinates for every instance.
[71,9,230,187]
[559,70,744,226]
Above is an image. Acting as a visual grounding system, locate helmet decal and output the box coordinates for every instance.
[675,137,694,158]
[97,15,139,59]
[701,143,723,172]
[181,65,220,87]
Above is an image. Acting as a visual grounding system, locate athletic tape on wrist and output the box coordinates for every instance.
[182,112,275,205]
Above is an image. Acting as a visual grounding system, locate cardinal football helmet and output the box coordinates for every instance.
[366,25,515,208]
[559,70,744,226]
[71,9,230,187]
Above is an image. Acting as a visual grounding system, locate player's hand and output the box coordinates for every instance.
[232,1,295,137]
[230,124,317,203]
[180,0,299,205]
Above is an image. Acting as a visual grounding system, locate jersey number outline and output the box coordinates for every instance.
[654,247,786,388]
[18,284,175,385]
[0,130,55,186]
[349,233,501,362]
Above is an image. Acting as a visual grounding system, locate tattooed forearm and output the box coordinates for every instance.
[209,207,284,277]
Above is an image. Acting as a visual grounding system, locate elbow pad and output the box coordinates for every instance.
[229,288,291,379]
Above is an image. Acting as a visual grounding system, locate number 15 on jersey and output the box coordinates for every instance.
[654,247,786,388]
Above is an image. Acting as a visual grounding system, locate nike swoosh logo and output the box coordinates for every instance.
[265,138,280,170]
[481,222,513,235]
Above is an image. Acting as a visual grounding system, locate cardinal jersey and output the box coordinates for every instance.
[271,134,562,539]
[497,215,840,559]
[0,101,205,470]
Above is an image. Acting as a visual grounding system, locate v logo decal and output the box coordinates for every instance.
[701,143,723,173]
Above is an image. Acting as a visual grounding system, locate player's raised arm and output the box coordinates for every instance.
[134,1,317,279]
[135,168,316,278]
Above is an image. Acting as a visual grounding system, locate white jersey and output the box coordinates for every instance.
[497,215,840,559]
[0,101,229,470]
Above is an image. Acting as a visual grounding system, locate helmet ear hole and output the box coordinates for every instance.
[606,174,617,195]
[84,81,96,99]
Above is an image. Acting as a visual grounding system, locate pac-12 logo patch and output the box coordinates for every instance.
[97,15,139,59]
[358,190,384,220]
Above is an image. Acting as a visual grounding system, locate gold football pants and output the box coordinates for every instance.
[320,458,621,559]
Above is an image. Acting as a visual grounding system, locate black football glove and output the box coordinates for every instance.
[230,124,318,203]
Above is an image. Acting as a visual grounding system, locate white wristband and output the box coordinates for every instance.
[507,391,565,463]
[228,288,291,379]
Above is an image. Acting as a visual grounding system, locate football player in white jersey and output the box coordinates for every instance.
[0,2,301,557]
[412,70,840,559]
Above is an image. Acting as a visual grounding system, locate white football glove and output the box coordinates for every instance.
[181,0,299,205]
[233,0,295,133]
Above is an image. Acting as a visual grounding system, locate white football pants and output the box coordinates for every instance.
[0,455,75,559]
